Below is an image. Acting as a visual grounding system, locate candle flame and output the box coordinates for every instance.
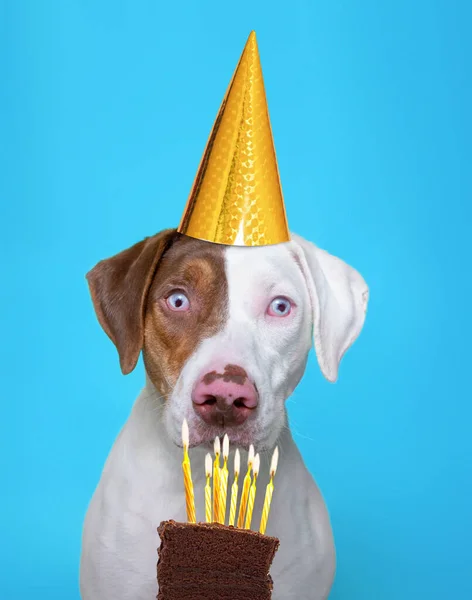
[270,447,279,477]
[253,453,260,477]
[205,453,212,478]
[234,448,240,475]
[223,434,229,460]
[182,419,189,449]
[248,444,254,467]
[214,436,221,456]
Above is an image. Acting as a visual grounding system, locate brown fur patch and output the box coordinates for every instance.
[202,364,248,386]
[142,235,228,398]
[86,229,179,375]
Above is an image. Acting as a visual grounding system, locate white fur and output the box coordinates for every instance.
[80,235,368,599]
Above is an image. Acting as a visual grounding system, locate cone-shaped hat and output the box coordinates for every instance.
[178,31,290,246]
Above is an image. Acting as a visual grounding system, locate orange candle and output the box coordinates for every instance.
[213,437,221,523]
[244,453,260,529]
[205,453,213,523]
[259,447,279,534]
[237,444,254,528]
[181,420,196,523]
[219,434,230,523]
[228,449,240,526]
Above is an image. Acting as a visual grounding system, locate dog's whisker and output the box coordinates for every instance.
[288,419,316,444]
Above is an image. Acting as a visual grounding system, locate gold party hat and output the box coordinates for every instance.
[178,31,290,246]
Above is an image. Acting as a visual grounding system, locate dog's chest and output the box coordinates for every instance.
[82,460,185,598]
[89,473,313,599]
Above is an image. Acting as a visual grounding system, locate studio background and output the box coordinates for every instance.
[2,1,471,599]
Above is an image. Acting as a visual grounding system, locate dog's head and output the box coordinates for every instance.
[87,230,368,450]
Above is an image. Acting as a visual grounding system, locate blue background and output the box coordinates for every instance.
[2,1,471,598]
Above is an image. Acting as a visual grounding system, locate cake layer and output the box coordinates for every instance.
[157,584,272,600]
[157,521,279,578]
[157,521,279,600]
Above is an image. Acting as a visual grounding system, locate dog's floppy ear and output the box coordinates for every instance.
[291,233,369,383]
[86,229,178,375]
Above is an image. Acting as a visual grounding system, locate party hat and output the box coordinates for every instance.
[178,31,290,246]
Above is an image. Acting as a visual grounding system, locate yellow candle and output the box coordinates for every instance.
[213,437,221,523]
[228,449,240,526]
[259,447,279,535]
[237,444,254,528]
[205,453,213,523]
[245,453,260,529]
[181,419,196,523]
[219,434,229,523]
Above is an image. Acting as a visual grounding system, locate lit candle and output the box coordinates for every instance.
[213,437,221,523]
[219,434,230,523]
[205,453,213,523]
[244,453,260,529]
[237,444,254,528]
[181,419,196,523]
[259,447,279,535]
[228,449,240,526]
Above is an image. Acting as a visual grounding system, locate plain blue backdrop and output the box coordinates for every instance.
[1,0,471,598]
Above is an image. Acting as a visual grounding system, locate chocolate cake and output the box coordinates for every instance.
[157,520,280,600]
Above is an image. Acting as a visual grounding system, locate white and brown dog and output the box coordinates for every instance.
[80,229,368,600]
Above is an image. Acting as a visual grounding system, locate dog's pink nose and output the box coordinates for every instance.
[192,364,258,427]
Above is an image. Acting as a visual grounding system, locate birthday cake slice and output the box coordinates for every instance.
[157,520,279,600]
[157,418,281,599]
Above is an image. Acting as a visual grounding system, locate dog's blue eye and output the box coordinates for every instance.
[166,292,190,311]
[268,297,292,317]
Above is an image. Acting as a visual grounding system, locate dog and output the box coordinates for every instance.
[79,228,368,599]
